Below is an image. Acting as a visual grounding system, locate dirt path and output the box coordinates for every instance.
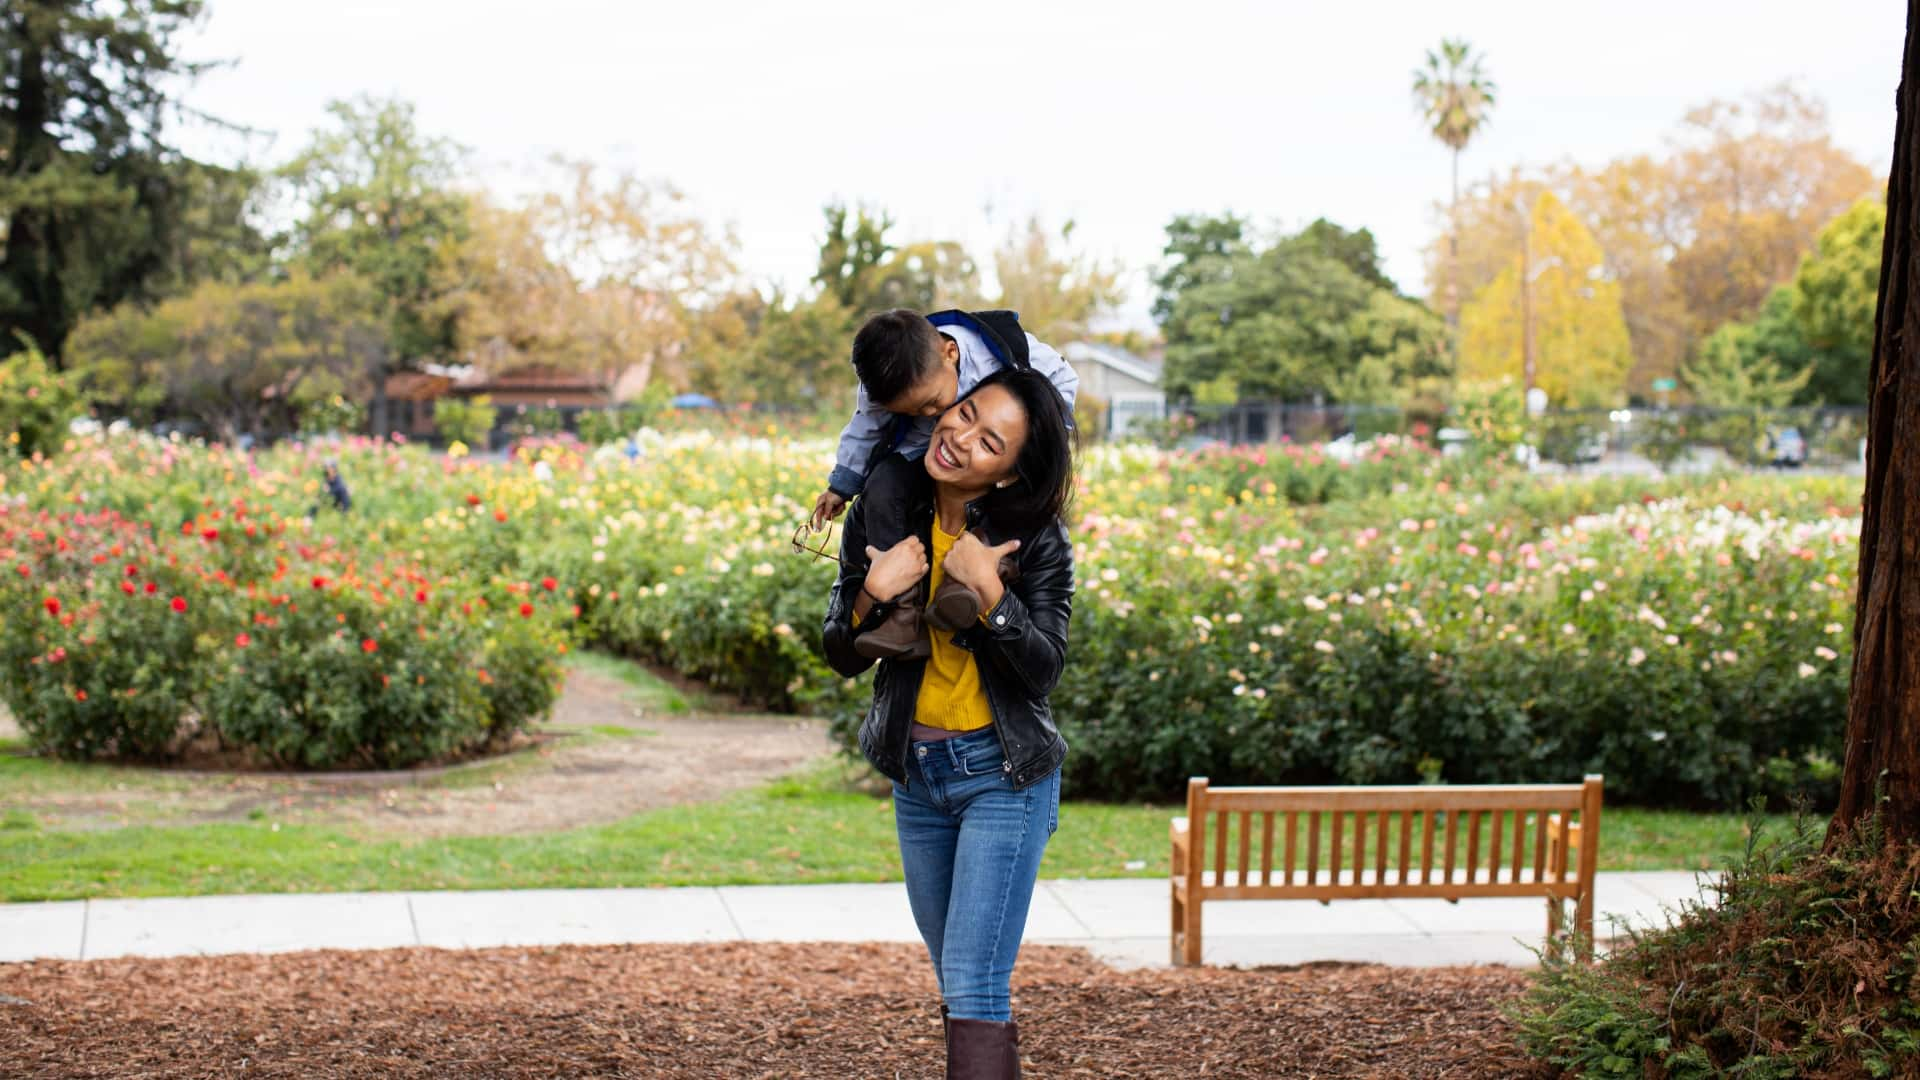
[1,663,837,837]
[0,942,1547,1078]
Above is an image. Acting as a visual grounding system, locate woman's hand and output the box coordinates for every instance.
[945,533,1020,602]
[862,537,928,601]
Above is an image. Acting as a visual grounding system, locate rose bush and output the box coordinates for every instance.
[0,475,568,767]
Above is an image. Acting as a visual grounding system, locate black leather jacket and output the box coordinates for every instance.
[820,485,1073,792]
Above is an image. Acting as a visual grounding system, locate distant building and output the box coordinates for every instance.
[1063,341,1165,438]
[378,362,654,444]
[382,369,459,440]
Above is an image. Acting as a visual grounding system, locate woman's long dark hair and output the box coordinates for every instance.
[966,367,1075,531]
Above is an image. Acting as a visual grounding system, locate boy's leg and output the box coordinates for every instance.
[857,450,919,556]
[851,451,931,661]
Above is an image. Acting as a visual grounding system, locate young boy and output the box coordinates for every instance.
[811,308,1079,660]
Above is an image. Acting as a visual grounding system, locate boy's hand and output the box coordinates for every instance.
[945,533,1020,593]
[863,538,928,600]
[810,490,848,532]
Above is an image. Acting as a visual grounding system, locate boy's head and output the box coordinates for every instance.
[850,309,960,417]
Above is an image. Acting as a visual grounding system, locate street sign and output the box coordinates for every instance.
[1651,378,1677,392]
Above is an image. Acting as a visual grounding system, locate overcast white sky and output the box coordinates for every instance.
[176,0,1904,330]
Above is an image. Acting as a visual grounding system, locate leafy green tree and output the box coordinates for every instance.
[686,289,853,408]
[66,272,386,442]
[1151,213,1249,324]
[0,0,223,364]
[431,394,498,447]
[1157,217,1448,404]
[0,341,88,456]
[857,240,980,314]
[1682,322,1814,408]
[279,95,469,433]
[1693,197,1884,407]
[812,202,894,312]
[1291,217,1397,293]
[1792,197,1884,405]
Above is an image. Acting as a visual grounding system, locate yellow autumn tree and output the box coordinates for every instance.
[1459,191,1633,407]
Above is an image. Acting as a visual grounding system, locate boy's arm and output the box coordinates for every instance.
[1026,334,1081,413]
[827,382,892,498]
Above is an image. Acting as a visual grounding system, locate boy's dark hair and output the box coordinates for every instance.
[850,309,945,407]
[972,367,1076,530]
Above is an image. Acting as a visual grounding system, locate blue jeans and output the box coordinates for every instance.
[892,725,1061,1022]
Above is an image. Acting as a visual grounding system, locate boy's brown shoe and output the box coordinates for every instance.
[853,582,932,661]
[925,556,1021,633]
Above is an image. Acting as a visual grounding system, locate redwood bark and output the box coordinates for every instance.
[1830,0,1920,846]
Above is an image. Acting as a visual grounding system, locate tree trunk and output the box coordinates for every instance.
[0,34,67,364]
[1447,148,1461,329]
[1829,0,1920,847]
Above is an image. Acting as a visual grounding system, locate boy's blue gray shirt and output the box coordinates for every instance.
[826,313,1080,498]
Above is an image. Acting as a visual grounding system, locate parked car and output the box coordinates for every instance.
[1768,427,1808,468]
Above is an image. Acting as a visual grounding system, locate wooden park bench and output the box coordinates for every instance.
[1169,774,1603,966]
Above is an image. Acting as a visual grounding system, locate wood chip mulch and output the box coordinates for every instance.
[0,942,1552,1078]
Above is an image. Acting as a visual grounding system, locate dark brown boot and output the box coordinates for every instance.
[945,1016,1020,1079]
[925,556,1021,632]
[853,581,931,661]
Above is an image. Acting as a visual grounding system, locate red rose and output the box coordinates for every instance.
[465,493,482,506]
[312,576,328,590]
[125,564,139,577]
[519,602,534,618]
[202,528,219,542]
[541,576,557,592]
[362,638,378,653]
[43,596,59,616]
[144,581,158,594]
[235,633,251,648]
[414,589,429,604]
[74,690,87,702]
[170,597,188,613]
[494,509,508,523]
[120,581,135,595]
[15,564,29,578]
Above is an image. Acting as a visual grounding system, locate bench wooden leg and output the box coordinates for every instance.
[1170,880,1185,965]
[1180,889,1203,966]
[1575,882,1595,963]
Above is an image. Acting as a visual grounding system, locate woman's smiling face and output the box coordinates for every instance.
[923,384,1028,492]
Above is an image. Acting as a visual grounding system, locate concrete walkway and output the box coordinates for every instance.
[0,871,1717,970]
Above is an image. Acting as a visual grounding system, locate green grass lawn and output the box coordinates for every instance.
[0,751,1798,902]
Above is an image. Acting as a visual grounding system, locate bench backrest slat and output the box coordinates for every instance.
[1421,809,1436,885]
[1260,812,1276,886]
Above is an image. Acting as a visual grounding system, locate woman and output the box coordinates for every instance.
[821,367,1075,1079]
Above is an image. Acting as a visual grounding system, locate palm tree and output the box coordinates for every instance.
[1412,38,1497,325]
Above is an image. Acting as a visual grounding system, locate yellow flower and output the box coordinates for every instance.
[447,440,469,459]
